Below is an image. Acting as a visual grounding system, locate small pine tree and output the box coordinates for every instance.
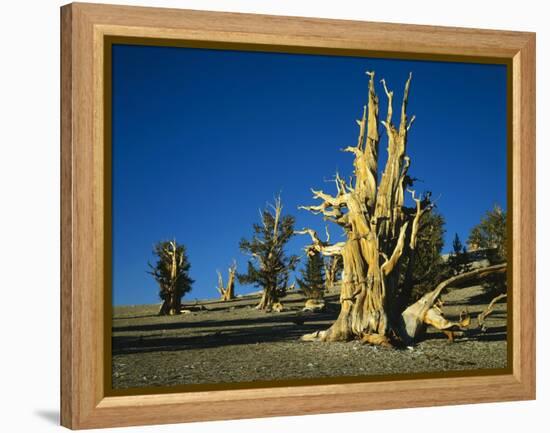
[297,251,325,300]
[148,240,193,316]
[448,233,470,275]
[468,205,508,298]
[238,196,299,310]
[407,209,447,299]
[452,233,464,255]
[468,205,507,263]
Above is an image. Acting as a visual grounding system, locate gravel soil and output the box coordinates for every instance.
[112,285,507,390]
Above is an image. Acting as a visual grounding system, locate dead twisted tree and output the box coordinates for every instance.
[297,71,506,346]
[217,261,237,301]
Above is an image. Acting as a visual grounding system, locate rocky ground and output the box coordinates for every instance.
[111,285,507,390]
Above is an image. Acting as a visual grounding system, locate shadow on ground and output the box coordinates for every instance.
[113,308,506,355]
[112,309,337,355]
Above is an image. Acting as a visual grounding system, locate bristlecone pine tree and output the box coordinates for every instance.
[238,197,299,311]
[217,261,237,301]
[148,240,193,316]
[297,71,506,345]
[297,251,325,300]
[468,205,507,263]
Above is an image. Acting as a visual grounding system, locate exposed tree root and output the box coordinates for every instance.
[477,293,507,332]
[360,333,392,347]
[301,264,505,346]
[399,263,505,344]
[301,330,326,342]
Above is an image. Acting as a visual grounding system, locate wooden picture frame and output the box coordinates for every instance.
[60,2,536,429]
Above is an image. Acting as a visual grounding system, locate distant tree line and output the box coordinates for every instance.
[147,200,506,316]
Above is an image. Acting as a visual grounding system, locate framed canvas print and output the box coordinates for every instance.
[60,2,536,429]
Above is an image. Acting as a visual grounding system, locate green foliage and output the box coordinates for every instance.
[448,233,470,275]
[408,210,447,299]
[479,271,507,300]
[297,251,325,300]
[148,240,193,303]
[452,233,464,255]
[238,199,299,300]
[467,205,508,297]
[468,205,507,263]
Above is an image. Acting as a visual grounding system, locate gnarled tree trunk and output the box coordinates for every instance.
[159,288,181,315]
[156,241,182,316]
[298,71,506,345]
[257,289,277,310]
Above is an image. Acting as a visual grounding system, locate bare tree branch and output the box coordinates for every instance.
[295,228,345,257]
[381,222,409,275]
[477,293,507,331]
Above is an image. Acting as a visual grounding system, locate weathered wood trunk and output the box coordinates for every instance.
[158,300,170,316]
[169,292,180,316]
[309,237,391,342]
[217,262,237,301]
[158,293,181,316]
[154,240,186,316]
[257,286,277,311]
[223,269,235,301]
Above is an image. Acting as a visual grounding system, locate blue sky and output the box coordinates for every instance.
[112,44,507,306]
